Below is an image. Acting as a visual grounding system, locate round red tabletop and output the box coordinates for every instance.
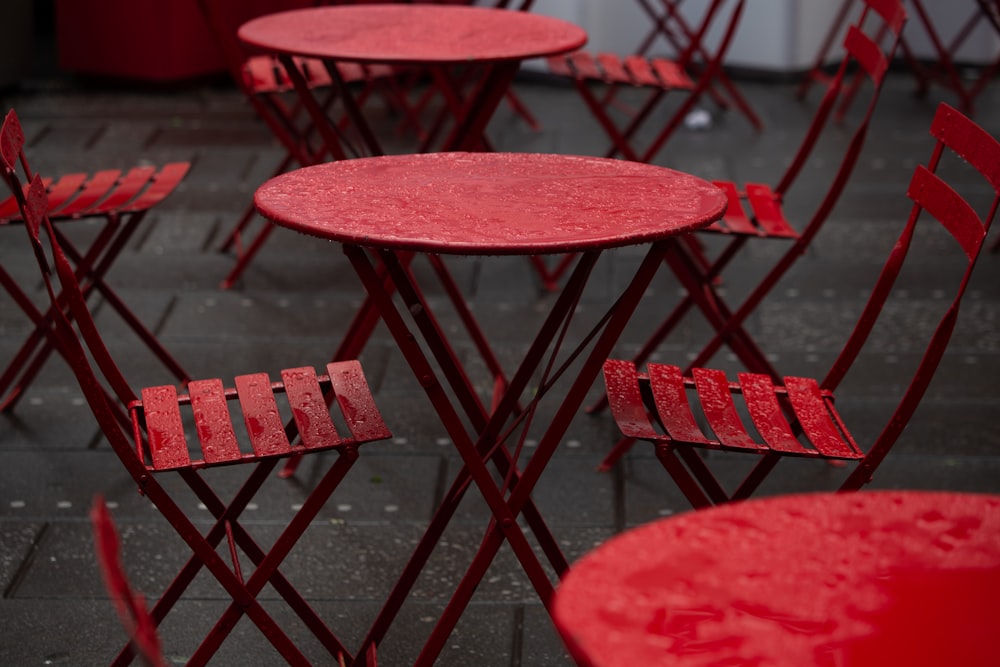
[552,491,1000,667]
[238,5,587,65]
[253,152,727,255]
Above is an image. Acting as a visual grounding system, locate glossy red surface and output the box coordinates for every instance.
[254,152,727,255]
[238,4,587,65]
[553,491,1000,667]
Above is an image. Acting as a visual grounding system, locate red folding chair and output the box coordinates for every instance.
[546,0,759,166]
[197,0,401,289]
[1,111,391,666]
[590,0,905,426]
[536,0,757,291]
[0,110,190,414]
[800,0,1000,116]
[602,101,1000,508]
[628,0,764,129]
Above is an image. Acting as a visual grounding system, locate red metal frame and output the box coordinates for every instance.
[0,112,190,414]
[601,102,1000,508]
[195,0,403,289]
[590,0,908,472]
[2,110,392,666]
[800,0,1000,116]
[547,0,761,165]
[536,0,758,291]
[629,0,764,128]
[252,151,727,665]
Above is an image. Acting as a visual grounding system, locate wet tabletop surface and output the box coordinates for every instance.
[238,5,587,65]
[254,152,727,255]
[552,490,1000,667]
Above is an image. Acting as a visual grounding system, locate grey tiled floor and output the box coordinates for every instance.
[1,65,999,666]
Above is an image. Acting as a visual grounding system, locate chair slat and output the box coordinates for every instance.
[141,385,192,470]
[692,368,761,450]
[188,378,242,464]
[42,173,89,213]
[710,180,757,234]
[595,53,629,84]
[281,366,343,451]
[326,361,391,443]
[738,373,812,454]
[121,163,191,213]
[622,55,661,87]
[785,377,861,459]
[650,58,694,89]
[544,55,574,77]
[235,373,292,457]
[566,51,603,80]
[53,170,121,217]
[90,166,157,214]
[648,364,714,445]
[602,359,662,440]
[746,183,797,237]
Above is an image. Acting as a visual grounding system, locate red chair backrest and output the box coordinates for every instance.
[1,109,144,474]
[826,103,1000,480]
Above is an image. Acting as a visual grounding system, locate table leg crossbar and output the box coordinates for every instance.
[342,240,673,664]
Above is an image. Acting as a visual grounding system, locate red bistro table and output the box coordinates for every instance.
[255,151,727,665]
[553,490,1000,667]
[238,4,587,159]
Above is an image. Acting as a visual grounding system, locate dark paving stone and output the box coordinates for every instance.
[1,69,998,665]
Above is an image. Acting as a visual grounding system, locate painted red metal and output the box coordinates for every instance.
[255,152,726,255]
[0,110,190,413]
[553,491,1000,667]
[254,149,726,664]
[2,115,393,664]
[599,102,1000,508]
[239,5,585,65]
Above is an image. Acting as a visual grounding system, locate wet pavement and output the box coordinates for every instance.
[1,63,999,665]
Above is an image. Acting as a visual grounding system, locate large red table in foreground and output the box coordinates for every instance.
[553,490,1000,667]
[255,151,726,665]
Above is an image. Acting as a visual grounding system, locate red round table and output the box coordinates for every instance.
[255,151,726,665]
[553,490,1000,667]
[238,5,587,156]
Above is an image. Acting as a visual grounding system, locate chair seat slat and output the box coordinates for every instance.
[41,173,89,213]
[650,58,695,89]
[566,51,603,80]
[89,166,157,214]
[649,364,714,445]
[693,368,763,450]
[235,373,292,457]
[326,361,392,443]
[739,373,813,455]
[746,183,797,237]
[785,377,862,459]
[281,367,343,451]
[52,170,121,217]
[603,359,663,441]
[121,163,191,213]
[140,385,192,471]
[622,55,661,87]
[596,53,630,84]
[709,180,757,234]
[188,378,242,464]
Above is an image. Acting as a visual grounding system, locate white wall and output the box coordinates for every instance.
[525,0,1000,73]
